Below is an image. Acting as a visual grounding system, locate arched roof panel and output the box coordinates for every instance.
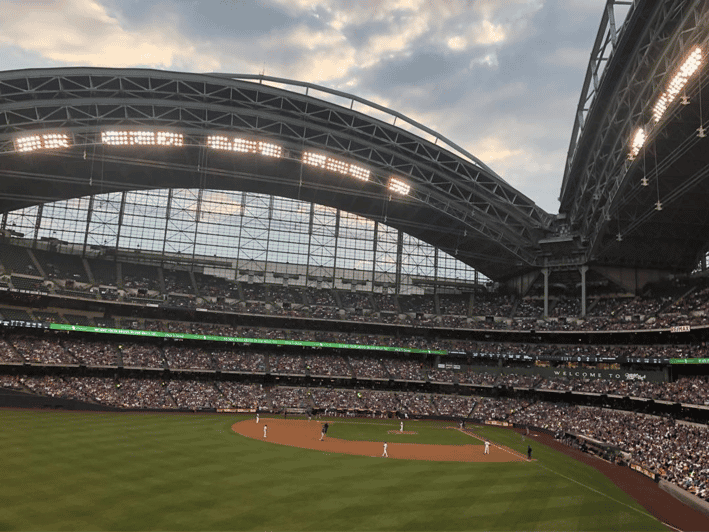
[0,67,553,280]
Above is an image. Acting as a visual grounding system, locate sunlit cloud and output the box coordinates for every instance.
[0,0,220,70]
[0,0,610,214]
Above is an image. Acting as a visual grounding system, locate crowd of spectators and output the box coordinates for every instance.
[3,368,709,500]
[13,243,709,334]
[305,354,351,377]
[14,271,709,332]
[10,334,76,365]
[163,271,194,294]
[472,397,529,421]
[211,349,266,373]
[537,375,709,405]
[4,328,709,406]
[163,345,215,370]
[436,395,476,417]
[382,358,426,380]
[64,339,118,366]
[503,401,709,501]
[347,355,389,379]
[120,343,165,368]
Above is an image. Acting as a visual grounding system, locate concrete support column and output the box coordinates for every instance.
[542,268,549,318]
[580,265,588,317]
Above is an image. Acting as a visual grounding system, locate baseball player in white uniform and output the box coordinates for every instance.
[382,442,388,457]
[256,413,259,424]
[263,424,268,439]
[484,440,490,454]
[400,421,404,432]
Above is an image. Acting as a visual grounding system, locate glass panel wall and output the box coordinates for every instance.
[3,189,484,291]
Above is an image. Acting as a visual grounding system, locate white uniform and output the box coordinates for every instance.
[263,425,267,439]
[400,421,404,432]
[484,441,490,454]
[256,413,259,424]
[382,442,388,457]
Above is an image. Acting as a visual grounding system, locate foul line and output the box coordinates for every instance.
[535,462,678,530]
[457,427,676,530]
[456,428,528,461]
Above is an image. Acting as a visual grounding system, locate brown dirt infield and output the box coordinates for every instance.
[232,418,526,463]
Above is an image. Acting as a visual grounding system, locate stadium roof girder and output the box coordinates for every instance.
[0,67,554,280]
[560,0,709,273]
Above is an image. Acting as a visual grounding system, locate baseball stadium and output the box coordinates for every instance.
[2,0,709,530]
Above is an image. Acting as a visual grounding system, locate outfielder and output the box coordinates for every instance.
[400,421,404,432]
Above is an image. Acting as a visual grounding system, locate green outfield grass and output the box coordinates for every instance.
[0,409,664,531]
[326,419,480,445]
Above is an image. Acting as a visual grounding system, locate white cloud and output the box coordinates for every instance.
[265,0,332,12]
[281,25,348,52]
[473,19,507,45]
[0,0,221,71]
[545,47,589,68]
[462,130,563,211]
[470,53,499,68]
[446,36,467,51]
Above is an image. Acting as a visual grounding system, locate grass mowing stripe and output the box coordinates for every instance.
[0,410,665,531]
[534,461,659,521]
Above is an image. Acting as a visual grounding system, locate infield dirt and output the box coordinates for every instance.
[232,418,526,462]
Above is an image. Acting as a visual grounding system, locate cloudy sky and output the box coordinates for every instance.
[0,0,623,214]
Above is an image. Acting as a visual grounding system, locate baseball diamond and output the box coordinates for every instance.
[232,418,527,462]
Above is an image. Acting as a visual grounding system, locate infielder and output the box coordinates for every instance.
[256,413,259,424]
[263,424,268,439]
[320,422,329,441]
[382,442,388,457]
[484,440,490,454]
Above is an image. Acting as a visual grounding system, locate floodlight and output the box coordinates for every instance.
[326,158,349,174]
[207,136,282,158]
[258,141,282,158]
[102,131,129,146]
[130,131,155,145]
[652,47,703,123]
[42,133,70,149]
[303,152,327,168]
[102,131,154,146]
[157,132,184,146]
[348,165,370,182]
[629,127,646,159]
[388,177,411,196]
[102,130,182,147]
[234,138,259,153]
[303,152,371,181]
[207,136,231,150]
[15,133,71,152]
[14,135,43,152]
